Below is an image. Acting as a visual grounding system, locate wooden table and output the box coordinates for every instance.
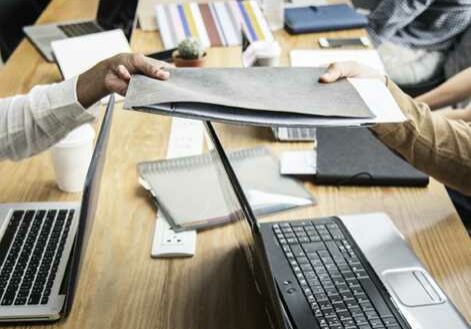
[1,0,471,328]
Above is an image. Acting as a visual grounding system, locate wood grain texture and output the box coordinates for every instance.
[0,0,470,328]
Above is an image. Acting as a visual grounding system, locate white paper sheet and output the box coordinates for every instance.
[290,49,386,74]
[280,150,317,175]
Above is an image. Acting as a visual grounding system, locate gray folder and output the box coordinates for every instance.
[124,67,375,127]
[138,146,315,231]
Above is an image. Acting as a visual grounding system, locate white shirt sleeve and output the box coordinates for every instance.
[0,77,96,161]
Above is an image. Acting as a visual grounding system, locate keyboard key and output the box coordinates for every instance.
[359,278,393,317]
[382,317,398,326]
[28,293,41,305]
[0,212,22,266]
[302,242,325,253]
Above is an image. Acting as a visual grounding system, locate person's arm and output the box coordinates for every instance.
[416,67,471,110]
[435,108,471,122]
[0,53,169,161]
[367,0,434,44]
[320,62,471,196]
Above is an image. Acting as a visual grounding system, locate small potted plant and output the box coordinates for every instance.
[172,38,206,67]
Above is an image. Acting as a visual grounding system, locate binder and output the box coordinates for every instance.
[314,127,429,187]
[284,4,368,34]
[138,146,315,231]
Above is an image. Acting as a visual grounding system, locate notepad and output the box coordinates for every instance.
[284,4,368,34]
[138,146,315,231]
[314,127,429,186]
[155,0,273,49]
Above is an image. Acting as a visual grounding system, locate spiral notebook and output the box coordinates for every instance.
[138,146,315,231]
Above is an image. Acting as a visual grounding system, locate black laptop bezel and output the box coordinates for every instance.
[60,96,115,318]
[204,121,293,329]
[95,0,139,41]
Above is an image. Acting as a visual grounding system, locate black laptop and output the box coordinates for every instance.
[204,121,469,329]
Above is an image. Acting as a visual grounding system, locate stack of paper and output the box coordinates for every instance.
[155,0,274,49]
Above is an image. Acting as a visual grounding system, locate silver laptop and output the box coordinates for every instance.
[23,0,138,62]
[0,96,114,322]
[204,121,469,329]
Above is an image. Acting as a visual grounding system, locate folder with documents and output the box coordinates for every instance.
[124,67,406,127]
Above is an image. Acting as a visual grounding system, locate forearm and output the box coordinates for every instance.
[371,79,471,196]
[416,67,471,110]
[437,108,471,122]
[0,78,95,161]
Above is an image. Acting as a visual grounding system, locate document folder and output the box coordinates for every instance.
[124,67,406,128]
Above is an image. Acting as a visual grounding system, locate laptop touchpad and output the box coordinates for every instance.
[383,270,445,307]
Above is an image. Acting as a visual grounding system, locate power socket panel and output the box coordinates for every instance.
[152,214,196,258]
[150,118,203,258]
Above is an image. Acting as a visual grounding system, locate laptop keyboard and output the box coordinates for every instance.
[0,209,74,306]
[58,21,103,38]
[273,219,403,329]
[287,128,317,141]
[275,127,317,141]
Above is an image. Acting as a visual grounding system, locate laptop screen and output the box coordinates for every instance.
[203,122,290,329]
[62,96,115,316]
[96,0,139,40]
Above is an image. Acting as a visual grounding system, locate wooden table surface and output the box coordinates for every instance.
[0,0,470,328]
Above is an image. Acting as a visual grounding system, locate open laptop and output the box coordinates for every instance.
[23,0,138,62]
[204,121,469,329]
[0,96,114,322]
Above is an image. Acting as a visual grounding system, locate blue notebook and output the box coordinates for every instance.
[284,4,368,34]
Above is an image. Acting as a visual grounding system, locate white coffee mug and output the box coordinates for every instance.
[51,124,96,193]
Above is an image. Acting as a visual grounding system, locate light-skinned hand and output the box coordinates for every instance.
[318,61,386,84]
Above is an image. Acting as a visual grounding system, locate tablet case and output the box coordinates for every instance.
[284,4,368,34]
[315,127,429,187]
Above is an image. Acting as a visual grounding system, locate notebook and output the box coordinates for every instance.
[155,0,273,49]
[138,146,315,231]
[284,4,368,34]
[314,127,429,186]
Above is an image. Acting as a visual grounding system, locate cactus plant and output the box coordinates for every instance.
[177,38,204,60]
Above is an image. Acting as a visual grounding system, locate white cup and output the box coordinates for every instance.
[51,124,96,193]
[254,41,281,67]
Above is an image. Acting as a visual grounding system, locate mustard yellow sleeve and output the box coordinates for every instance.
[371,78,471,196]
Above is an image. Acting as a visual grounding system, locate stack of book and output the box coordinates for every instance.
[155,0,274,49]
